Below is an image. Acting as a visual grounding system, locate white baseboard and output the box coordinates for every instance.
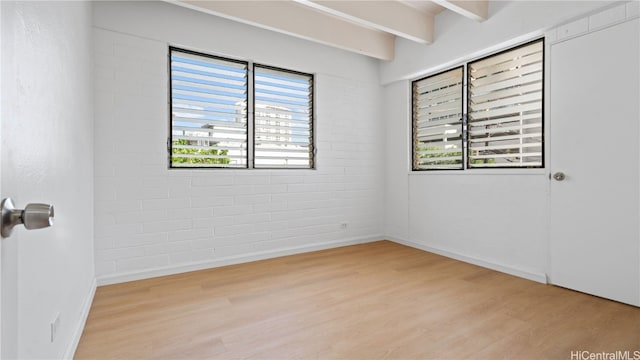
[387,236,548,284]
[63,277,97,360]
[97,235,382,286]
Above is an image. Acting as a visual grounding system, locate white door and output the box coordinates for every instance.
[549,18,640,306]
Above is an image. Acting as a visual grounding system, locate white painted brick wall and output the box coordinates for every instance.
[93,2,385,282]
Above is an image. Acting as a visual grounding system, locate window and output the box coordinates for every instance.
[412,39,544,170]
[412,67,464,170]
[254,65,314,169]
[169,47,314,169]
[170,48,248,168]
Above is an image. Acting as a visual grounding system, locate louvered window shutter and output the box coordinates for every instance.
[412,67,464,170]
[170,48,248,168]
[467,39,544,168]
[254,65,314,169]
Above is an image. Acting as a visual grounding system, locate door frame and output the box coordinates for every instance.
[0,0,4,354]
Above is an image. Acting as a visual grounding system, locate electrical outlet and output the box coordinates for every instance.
[51,313,60,343]
[340,222,348,230]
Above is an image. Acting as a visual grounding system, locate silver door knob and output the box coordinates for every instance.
[1,198,54,238]
[553,172,566,181]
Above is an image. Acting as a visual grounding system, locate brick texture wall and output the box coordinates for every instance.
[92,2,385,283]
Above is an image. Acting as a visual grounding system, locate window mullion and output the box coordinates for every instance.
[462,64,469,170]
[248,63,255,169]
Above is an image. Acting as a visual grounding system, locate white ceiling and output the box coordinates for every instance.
[170,0,490,61]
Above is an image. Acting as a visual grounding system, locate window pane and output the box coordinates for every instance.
[467,39,544,168]
[254,65,314,169]
[170,48,248,168]
[412,67,464,170]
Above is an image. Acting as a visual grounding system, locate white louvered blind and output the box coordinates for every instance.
[412,67,464,170]
[254,65,314,169]
[467,39,544,168]
[170,48,248,168]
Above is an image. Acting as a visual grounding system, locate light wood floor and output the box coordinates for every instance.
[76,241,640,359]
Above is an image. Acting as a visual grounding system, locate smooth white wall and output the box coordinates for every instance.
[380,1,609,84]
[383,82,409,241]
[1,1,94,358]
[93,1,384,284]
[382,1,615,282]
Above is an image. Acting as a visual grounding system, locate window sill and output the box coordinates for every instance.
[408,168,548,176]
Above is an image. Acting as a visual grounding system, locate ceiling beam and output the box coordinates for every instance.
[172,0,395,61]
[433,0,488,22]
[296,0,434,44]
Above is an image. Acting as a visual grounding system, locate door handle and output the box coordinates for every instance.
[1,198,54,238]
[552,172,566,181]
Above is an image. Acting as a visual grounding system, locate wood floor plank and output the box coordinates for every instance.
[75,241,640,359]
